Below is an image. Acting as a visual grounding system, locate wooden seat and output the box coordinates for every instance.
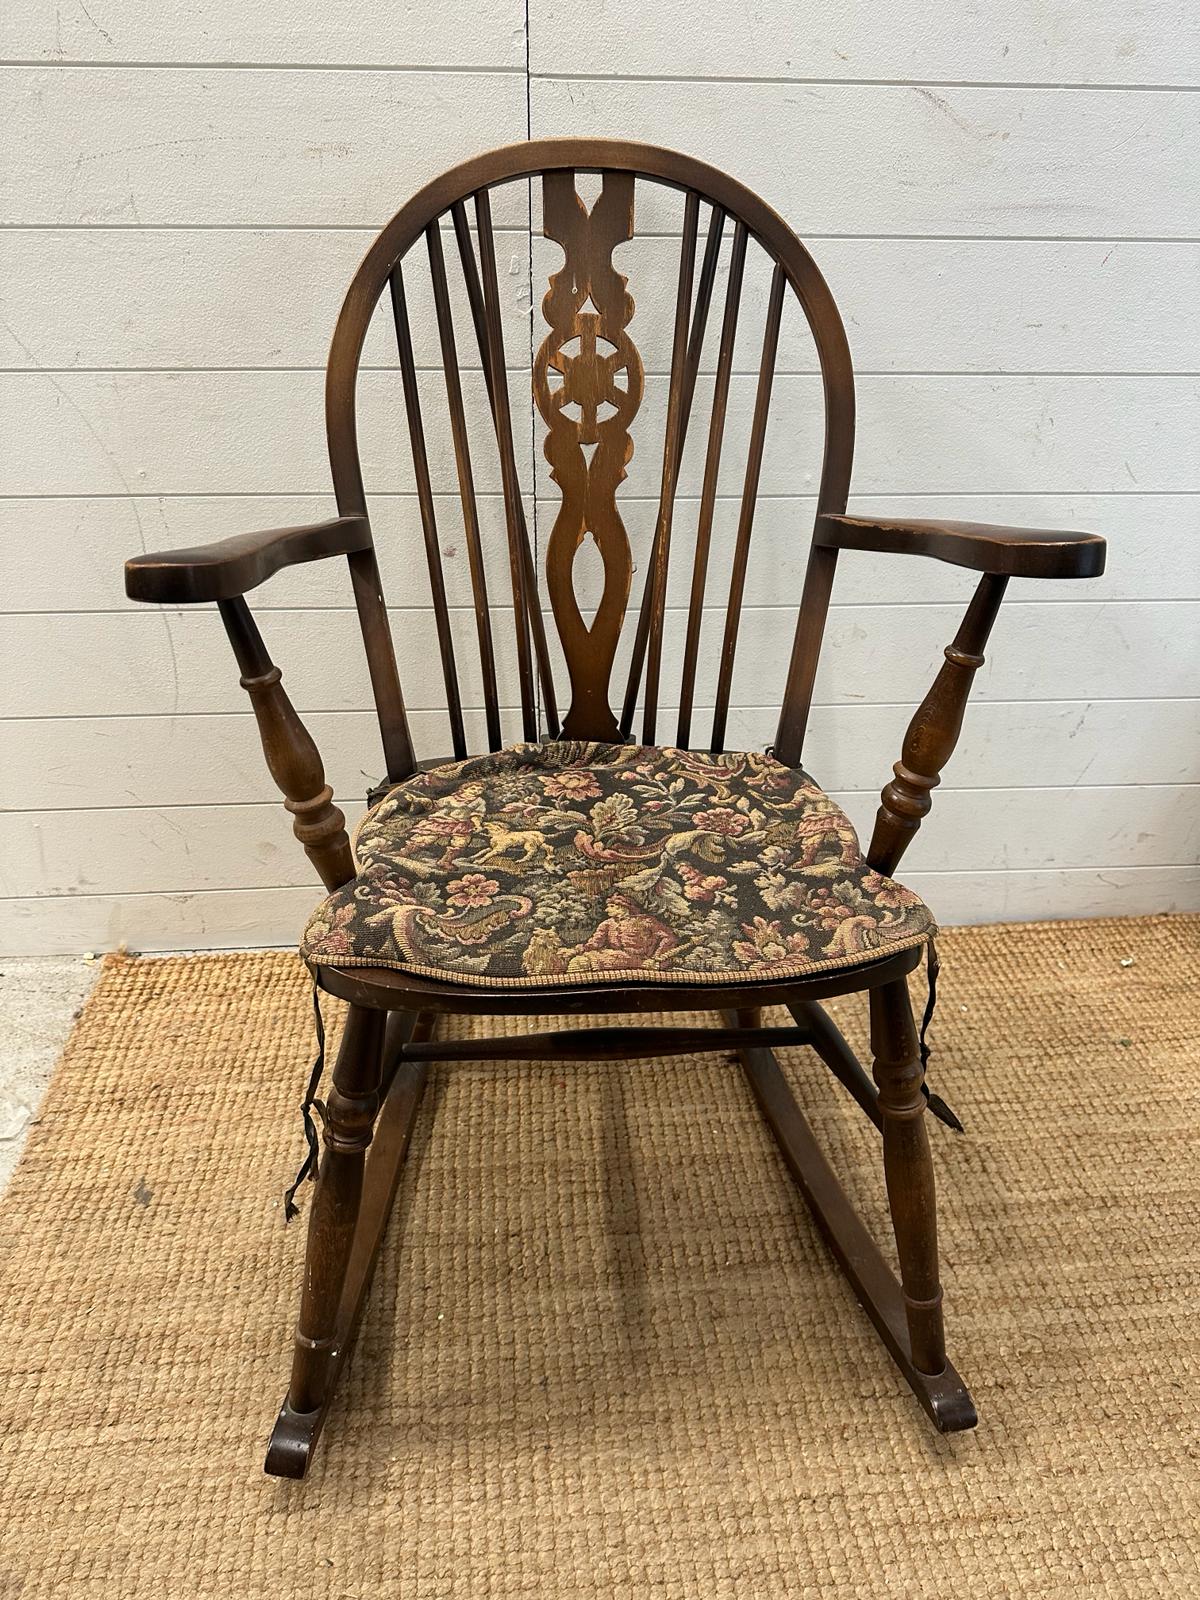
[123,139,1106,1479]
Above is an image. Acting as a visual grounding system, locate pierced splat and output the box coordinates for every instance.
[571,529,607,630]
[533,171,644,740]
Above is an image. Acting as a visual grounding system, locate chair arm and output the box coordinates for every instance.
[816,513,1106,580]
[124,514,372,604]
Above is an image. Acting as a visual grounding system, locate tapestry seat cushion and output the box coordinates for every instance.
[300,742,935,989]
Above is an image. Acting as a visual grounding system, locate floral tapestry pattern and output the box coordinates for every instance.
[301,742,935,988]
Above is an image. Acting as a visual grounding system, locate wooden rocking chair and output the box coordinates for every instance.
[124,141,1105,1479]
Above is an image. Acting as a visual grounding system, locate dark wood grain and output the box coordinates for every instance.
[218,598,355,891]
[642,190,701,745]
[787,999,883,1131]
[677,220,748,748]
[388,264,466,760]
[347,544,417,783]
[285,1003,386,1417]
[817,512,1107,578]
[398,1021,815,1063]
[453,197,561,737]
[124,515,371,604]
[266,1009,432,1478]
[471,189,538,741]
[735,1030,974,1431]
[117,138,1115,1477]
[621,201,726,737]
[711,262,785,752]
[313,942,926,1018]
[426,219,503,752]
[533,169,644,741]
[868,573,1008,876]
[773,541,838,767]
[677,204,728,429]
[869,980,946,1375]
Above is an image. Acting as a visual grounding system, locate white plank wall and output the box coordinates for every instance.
[1,2,1198,953]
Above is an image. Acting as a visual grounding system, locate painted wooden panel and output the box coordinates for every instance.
[0,369,532,496]
[3,701,1197,812]
[8,73,1196,235]
[531,80,1200,238]
[5,493,1195,612]
[3,602,1195,719]
[2,0,525,67]
[1,804,335,897]
[2,67,529,226]
[530,1,1200,86]
[4,865,1195,957]
[0,226,533,372]
[5,233,1196,374]
[526,237,1200,376]
[534,79,1200,238]
[609,374,1200,499]
[4,1,1197,948]
[899,865,1200,923]
[837,785,1200,874]
[2,784,1194,900]
[6,371,1193,497]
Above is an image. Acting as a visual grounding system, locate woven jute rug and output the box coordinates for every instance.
[1,916,1197,1598]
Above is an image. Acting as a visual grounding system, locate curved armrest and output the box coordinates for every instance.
[817,513,1106,580]
[124,514,372,604]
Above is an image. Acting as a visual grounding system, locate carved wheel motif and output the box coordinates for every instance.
[532,171,644,740]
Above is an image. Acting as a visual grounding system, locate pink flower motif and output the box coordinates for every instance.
[819,903,855,926]
[446,873,500,909]
[823,915,887,957]
[806,886,859,931]
[861,869,920,910]
[751,763,795,792]
[544,770,602,801]
[678,862,728,903]
[693,807,751,837]
[732,915,795,967]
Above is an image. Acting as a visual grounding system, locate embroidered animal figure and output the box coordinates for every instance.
[472,821,555,868]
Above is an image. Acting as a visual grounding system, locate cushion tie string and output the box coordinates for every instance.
[283,983,328,1223]
[918,937,964,1134]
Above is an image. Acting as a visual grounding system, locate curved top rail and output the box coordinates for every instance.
[325,139,854,518]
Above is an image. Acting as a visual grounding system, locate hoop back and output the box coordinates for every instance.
[325,140,855,780]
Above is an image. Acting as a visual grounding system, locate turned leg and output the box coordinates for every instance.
[287,1003,386,1415]
[869,979,946,1375]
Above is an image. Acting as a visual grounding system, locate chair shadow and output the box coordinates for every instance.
[597,1057,652,1357]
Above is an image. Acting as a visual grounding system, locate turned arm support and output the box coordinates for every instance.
[123,520,362,892]
[867,574,1008,876]
[813,512,1107,876]
[124,514,371,604]
[216,599,356,891]
[816,512,1106,580]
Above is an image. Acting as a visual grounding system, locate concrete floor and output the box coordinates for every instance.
[0,957,101,1192]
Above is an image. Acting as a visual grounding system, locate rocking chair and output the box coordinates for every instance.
[123,141,1105,1479]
